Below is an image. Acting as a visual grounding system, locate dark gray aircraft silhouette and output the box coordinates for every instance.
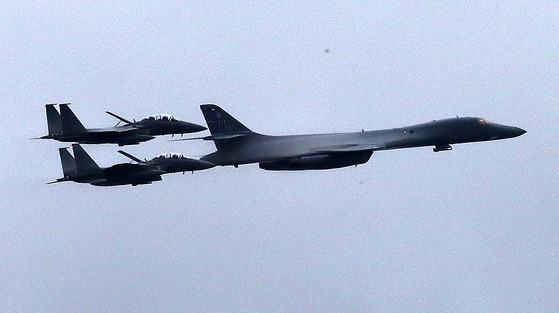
[49,144,164,186]
[40,103,206,146]
[49,144,215,186]
[190,104,526,170]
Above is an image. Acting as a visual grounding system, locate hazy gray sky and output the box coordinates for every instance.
[2,1,558,312]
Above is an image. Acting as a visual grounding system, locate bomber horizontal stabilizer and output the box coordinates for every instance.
[46,177,70,184]
[205,133,247,140]
[169,133,247,142]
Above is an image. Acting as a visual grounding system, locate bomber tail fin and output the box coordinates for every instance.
[200,104,255,151]
[45,104,62,137]
[59,147,77,177]
[200,104,253,136]
[72,144,101,173]
[59,103,87,135]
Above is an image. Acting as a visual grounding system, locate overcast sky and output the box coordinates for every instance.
[1,1,558,312]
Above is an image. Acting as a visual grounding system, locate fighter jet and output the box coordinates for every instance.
[49,144,215,186]
[186,104,526,170]
[49,144,166,186]
[40,103,207,146]
[117,150,216,174]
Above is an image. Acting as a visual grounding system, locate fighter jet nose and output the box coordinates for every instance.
[194,124,207,132]
[512,127,526,137]
[175,159,216,172]
[182,122,206,133]
[199,160,216,170]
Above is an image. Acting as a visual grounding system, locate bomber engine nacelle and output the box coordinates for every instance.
[259,150,373,171]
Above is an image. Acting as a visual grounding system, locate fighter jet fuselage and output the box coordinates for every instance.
[117,150,216,174]
[41,104,206,146]
[69,164,165,186]
[50,145,215,186]
[48,128,156,146]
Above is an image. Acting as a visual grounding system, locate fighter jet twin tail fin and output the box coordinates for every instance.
[42,103,87,138]
[58,144,100,177]
[48,144,100,184]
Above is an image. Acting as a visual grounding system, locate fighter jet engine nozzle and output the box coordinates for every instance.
[259,151,373,171]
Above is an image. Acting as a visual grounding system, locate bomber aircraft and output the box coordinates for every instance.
[40,103,207,146]
[180,104,526,170]
[49,144,215,186]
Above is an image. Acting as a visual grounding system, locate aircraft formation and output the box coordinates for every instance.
[41,103,526,186]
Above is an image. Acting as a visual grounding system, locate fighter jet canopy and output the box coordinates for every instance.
[141,114,178,122]
[154,153,189,159]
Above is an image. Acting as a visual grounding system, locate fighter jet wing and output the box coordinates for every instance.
[101,163,151,175]
[88,125,139,133]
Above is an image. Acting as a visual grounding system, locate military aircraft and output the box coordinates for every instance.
[184,104,526,170]
[40,103,207,146]
[117,150,216,174]
[49,144,165,186]
[49,144,215,186]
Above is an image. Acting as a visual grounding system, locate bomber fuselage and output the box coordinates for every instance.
[201,117,526,166]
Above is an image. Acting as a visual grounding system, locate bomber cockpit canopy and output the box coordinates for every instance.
[141,114,179,122]
[477,118,492,124]
[154,153,189,160]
